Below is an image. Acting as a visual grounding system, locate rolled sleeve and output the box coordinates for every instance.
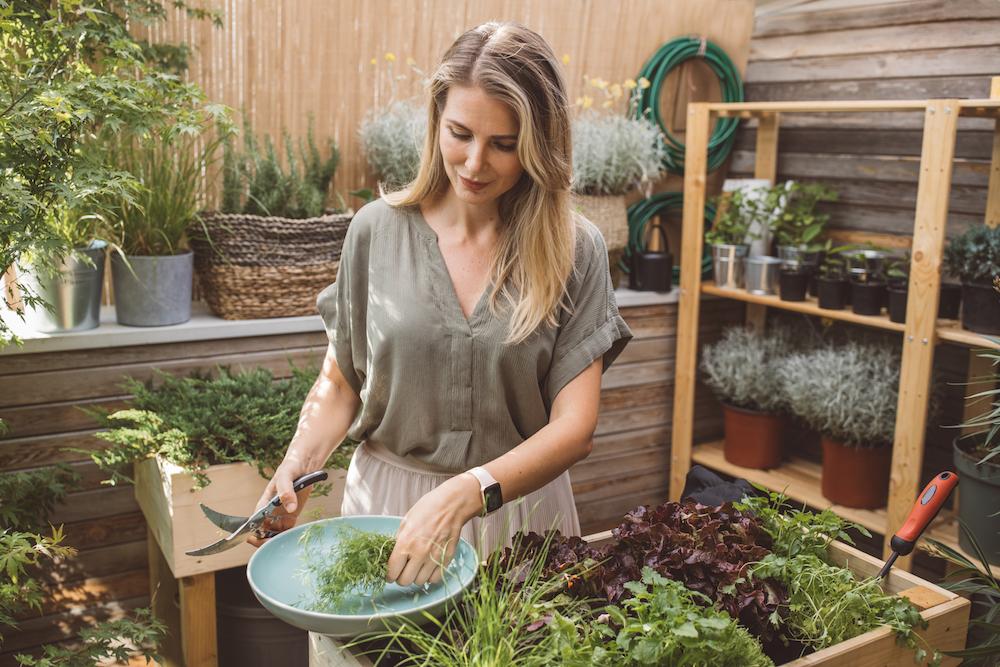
[544,222,633,407]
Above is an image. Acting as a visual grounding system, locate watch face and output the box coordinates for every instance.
[484,483,503,514]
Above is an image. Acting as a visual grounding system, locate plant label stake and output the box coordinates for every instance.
[185,470,328,556]
[878,471,959,578]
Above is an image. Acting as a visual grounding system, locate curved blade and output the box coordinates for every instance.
[200,503,248,533]
[185,503,274,557]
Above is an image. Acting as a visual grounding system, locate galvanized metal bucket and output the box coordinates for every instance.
[19,240,107,333]
[111,251,193,327]
[744,256,782,295]
[711,244,748,289]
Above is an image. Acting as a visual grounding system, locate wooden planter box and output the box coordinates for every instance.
[135,457,348,578]
[309,535,970,667]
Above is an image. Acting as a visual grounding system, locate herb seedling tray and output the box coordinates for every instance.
[135,456,348,578]
[308,534,969,667]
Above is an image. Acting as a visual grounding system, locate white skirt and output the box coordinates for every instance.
[340,441,581,560]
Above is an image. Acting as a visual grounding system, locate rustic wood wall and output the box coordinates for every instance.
[0,299,741,663]
[730,0,1000,238]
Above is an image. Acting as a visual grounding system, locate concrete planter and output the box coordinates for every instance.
[111,250,193,326]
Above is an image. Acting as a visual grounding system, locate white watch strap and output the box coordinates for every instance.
[466,465,499,490]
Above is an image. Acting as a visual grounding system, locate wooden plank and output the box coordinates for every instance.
[0,330,328,375]
[50,485,137,524]
[179,572,217,667]
[669,102,711,501]
[0,595,150,654]
[746,76,993,105]
[148,526,183,667]
[599,380,671,413]
[14,568,148,620]
[0,429,108,471]
[62,511,147,551]
[746,46,1000,83]
[0,345,327,408]
[613,335,673,364]
[825,229,913,250]
[702,281,907,332]
[730,151,990,187]
[713,99,931,114]
[39,540,148,585]
[887,100,960,570]
[602,359,672,389]
[735,127,994,159]
[749,19,1000,61]
[0,395,128,439]
[753,0,1000,37]
[987,76,1000,227]
[822,203,983,238]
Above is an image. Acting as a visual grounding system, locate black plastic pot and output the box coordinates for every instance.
[953,436,1000,566]
[888,286,908,323]
[851,281,886,316]
[938,282,962,320]
[961,281,1000,334]
[817,277,849,310]
[779,270,809,302]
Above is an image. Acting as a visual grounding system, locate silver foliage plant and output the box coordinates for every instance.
[777,340,900,449]
[571,111,667,196]
[700,326,792,414]
[359,100,427,190]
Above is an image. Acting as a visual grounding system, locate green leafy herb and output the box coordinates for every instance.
[767,181,838,250]
[556,567,773,667]
[298,526,397,612]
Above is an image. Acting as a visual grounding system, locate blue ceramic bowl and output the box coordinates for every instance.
[246,515,478,638]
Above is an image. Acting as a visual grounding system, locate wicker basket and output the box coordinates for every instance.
[569,193,628,252]
[192,211,352,319]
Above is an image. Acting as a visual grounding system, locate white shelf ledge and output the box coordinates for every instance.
[1,287,678,357]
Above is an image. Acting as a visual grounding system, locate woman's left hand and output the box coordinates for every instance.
[387,473,482,586]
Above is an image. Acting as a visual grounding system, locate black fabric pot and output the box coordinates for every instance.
[851,281,886,316]
[938,282,962,320]
[953,436,1000,566]
[961,281,1000,334]
[817,278,848,310]
[779,270,809,302]
[888,286,908,324]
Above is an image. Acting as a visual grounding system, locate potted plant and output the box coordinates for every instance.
[193,118,350,320]
[700,326,789,469]
[85,366,355,577]
[100,112,231,327]
[886,252,910,324]
[16,205,109,333]
[768,181,837,299]
[948,338,1000,566]
[943,225,1000,334]
[841,247,890,316]
[816,249,850,310]
[572,110,667,287]
[359,99,426,190]
[707,188,757,289]
[777,340,900,509]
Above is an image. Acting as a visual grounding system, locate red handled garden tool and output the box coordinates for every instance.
[878,471,959,579]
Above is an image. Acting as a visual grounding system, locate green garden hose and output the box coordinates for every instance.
[633,36,744,173]
[620,192,715,281]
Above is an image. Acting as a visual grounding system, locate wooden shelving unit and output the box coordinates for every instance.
[670,82,1000,574]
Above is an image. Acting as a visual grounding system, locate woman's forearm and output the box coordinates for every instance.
[284,348,361,472]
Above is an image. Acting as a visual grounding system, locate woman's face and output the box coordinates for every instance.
[439,85,524,205]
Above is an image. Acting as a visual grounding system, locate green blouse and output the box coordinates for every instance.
[317,197,632,473]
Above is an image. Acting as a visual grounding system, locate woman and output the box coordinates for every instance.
[249,21,632,588]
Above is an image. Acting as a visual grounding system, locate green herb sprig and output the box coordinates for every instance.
[299,526,397,612]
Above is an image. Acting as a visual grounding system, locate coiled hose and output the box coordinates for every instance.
[621,192,716,281]
[632,36,744,173]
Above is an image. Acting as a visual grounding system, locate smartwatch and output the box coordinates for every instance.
[466,466,503,516]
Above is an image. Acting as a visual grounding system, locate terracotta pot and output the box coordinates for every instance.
[821,435,892,509]
[722,403,785,469]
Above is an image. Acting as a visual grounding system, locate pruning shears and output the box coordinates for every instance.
[185,470,328,557]
[878,471,959,579]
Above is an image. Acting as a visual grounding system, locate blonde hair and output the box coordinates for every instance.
[382,21,576,344]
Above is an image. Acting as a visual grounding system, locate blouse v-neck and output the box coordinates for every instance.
[411,206,493,329]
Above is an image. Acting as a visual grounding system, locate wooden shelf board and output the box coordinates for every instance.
[700,282,906,333]
[924,511,1000,579]
[691,440,888,534]
[935,321,1000,349]
[705,100,930,115]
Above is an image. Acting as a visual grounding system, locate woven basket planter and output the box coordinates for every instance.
[192,211,352,319]
[569,193,628,252]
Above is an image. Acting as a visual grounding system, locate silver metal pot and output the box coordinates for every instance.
[777,245,822,271]
[840,249,891,283]
[711,244,749,289]
[19,240,107,332]
[111,251,194,326]
[744,256,782,295]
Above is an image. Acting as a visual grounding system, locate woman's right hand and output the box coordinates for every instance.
[247,458,312,548]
